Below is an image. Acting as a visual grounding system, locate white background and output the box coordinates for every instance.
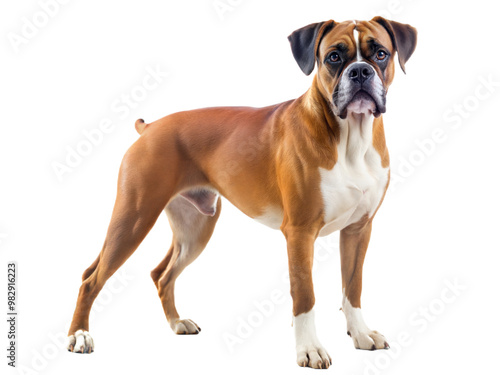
[1,0,499,374]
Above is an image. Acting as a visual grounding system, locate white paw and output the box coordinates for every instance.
[348,329,389,350]
[294,310,331,369]
[171,319,201,334]
[296,344,332,369]
[66,330,94,353]
[342,295,389,351]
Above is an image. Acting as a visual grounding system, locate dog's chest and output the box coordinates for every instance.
[253,119,389,234]
[318,122,389,237]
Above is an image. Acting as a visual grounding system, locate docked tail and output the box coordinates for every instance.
[135,119,147,134]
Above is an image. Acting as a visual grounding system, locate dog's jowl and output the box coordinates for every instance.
[67,17,416,369]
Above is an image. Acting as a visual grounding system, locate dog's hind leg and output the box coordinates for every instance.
[151,192,221,334]
[66,137,180,353]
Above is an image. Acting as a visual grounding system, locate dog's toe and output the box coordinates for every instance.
[351,329,388,350]
[296,345,331,369]
[172,319,201,334]
[66,330,94,353]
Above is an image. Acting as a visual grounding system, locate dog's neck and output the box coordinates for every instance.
[302,78,376,163]
[337,112,375,165]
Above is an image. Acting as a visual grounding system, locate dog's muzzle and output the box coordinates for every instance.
[334,62,386,119]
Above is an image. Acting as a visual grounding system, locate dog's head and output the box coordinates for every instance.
[288,18,417,119]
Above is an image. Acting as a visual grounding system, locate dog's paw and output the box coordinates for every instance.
[171,319,201,335]
[296,344,332,369]
[66,330,94,353]
[348,329,389,350]
[294,310,331,369]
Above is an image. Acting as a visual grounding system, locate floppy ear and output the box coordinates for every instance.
[372,17,417,74]
[288,20,335,75]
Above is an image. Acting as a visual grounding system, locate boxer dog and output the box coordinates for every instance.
[66,17,417,369]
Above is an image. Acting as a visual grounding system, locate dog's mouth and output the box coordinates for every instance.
[346,90,377,114]
[336,89,386,120]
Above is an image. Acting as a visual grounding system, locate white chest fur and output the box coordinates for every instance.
[318,114,389,237]
[254,114,388,233]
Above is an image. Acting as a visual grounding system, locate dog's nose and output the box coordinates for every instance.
[348,62,374,84]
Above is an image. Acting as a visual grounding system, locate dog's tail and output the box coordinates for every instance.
[135,118,147,135]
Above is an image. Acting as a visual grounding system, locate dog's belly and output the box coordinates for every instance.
[254,205,285,229]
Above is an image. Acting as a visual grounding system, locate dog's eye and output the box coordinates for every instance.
[376,50,387,61]
[328,52,341,63]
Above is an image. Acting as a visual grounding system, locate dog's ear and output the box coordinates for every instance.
[288,20,335,76]
[372,17,417,74]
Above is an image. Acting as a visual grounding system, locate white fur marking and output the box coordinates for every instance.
[254,115,388,237]
[67,330,94,353]
[294,310,321,347]
[353,28,362,62]
[342,292,388,349]
[342,294,370,335]
[171,318,201,334]
[294,310,331,368]
[318,114,389,237]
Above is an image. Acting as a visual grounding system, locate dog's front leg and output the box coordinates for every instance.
[340,220,389,350]
[282,224,331,369]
